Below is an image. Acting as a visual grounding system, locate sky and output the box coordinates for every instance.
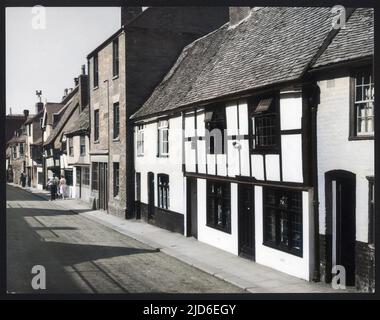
[6,7,121,115]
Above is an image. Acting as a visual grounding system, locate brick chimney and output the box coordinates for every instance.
[229,7,251,26]
[121,7,142,26]
[23,109,29,119]
[35,102,43,114]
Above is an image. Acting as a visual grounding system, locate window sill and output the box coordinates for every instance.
[137,154,144,157]
[262,241,303,258]
[93,86,99,91]
[206,223,231,234]
[112,75,119,80]
[348,135,374,141]
[112,137,120,142]
[93,140,99,144]
[157,154,169,158]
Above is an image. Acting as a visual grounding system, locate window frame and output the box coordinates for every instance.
[250,93,280,154]
[205,107,227,155]
[68,137,74,156]
[349,68,374,140]
[157,120,169,157]
[113,102,120,140]
[206,180,231,234]
[80,135,86,156]
[91,162,99,191]
[113,162,119,197]
[82,167,90,186]
[263,187,303,257]
[94,109,100,142]
[93,54,99,88]
[19,143,24,157]
[112,38,119,78]
[157,174,170,210]
[137,125,144,156]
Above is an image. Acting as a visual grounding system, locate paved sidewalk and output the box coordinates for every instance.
[8,183,352,293]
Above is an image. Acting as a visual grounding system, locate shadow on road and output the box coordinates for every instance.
[7,205,157,294]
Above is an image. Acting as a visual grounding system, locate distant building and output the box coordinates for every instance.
[42,72,89,198]
[6,110,32,184]
[24,102,44,189]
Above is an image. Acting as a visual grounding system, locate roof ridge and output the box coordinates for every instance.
[301,7,356,76]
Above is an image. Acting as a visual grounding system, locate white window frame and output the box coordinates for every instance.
[137,125,144,156]
[158,120,169,157]
[355,72,374,136]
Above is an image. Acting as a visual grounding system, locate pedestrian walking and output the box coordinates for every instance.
[47,177,57,201]
[59,175,67,200]
[21,172,26,187]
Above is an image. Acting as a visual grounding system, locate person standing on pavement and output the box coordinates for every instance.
[59,175,67,200]
[47,177,56,201]
[54,175,60,199]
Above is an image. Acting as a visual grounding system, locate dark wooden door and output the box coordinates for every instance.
[147,172,154,219]
[99,163,108,211]
[135,172,141,219]
[187,178,198,238]
[76,167,81,198]
[325,170,356,286]
[335,176,356,286]
[239,184,255,260]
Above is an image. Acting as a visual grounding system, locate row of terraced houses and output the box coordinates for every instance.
[6,6,375,292]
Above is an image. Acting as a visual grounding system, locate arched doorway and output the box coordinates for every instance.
[324,170,356,286]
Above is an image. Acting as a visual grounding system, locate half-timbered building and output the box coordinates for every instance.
[131,7,374,290]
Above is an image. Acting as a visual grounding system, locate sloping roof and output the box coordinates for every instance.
[132,7,373,120]
[43,89,80,146]
[7,134,26,145]
[25,109,43,124]
[312,8,373,68]
[65,106,90,136]
[45,103,65,125]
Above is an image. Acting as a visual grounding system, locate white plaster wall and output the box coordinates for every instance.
[281,134,303,183]
[280,94,303,130]
[67,135,90,165]
[197,179,239,255]
[317,76,374,242]
[255,186,313,280]
[134,116,185,216]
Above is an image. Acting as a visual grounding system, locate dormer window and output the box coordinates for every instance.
[205,108,226,155]
[251,94,279,153]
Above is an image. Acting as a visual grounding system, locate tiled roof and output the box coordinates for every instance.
[43,88,80,146]
[132,7,373,120]
[65,106,90,136]
[25,109,43,124]
[312,8,373,68]
[45,103,65,125]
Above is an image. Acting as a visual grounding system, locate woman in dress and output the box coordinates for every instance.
[59,175,67,200]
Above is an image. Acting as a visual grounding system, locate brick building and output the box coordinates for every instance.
[87,6,229,217]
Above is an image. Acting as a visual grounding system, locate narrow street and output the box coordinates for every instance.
[6,185,244,294]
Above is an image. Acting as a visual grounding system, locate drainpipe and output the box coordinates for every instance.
[310,83,321,282]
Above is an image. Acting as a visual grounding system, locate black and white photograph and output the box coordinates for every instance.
[2,0,378,305]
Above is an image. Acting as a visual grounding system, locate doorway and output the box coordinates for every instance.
[135,172,141,219]
[76,167,81,199]
[186,177,198,238]
[238,184,255,260]
[325,170,356,286]
[147,172,155,219]
[99,163,108,211]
